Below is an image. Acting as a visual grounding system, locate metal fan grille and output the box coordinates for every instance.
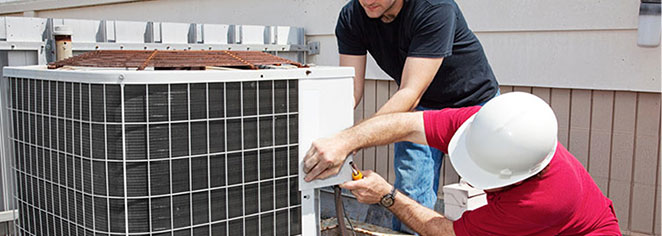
[10,77,301,235]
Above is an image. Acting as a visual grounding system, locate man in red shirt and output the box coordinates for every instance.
[303,92,620,235]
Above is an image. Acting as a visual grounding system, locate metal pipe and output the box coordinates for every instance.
[334,185,349,236]
[53,25,73,61]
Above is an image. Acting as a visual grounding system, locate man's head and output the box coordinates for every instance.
[359,0,404,23]
[448,92,558,190]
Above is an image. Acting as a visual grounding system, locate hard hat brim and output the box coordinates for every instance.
[448,114,556,190]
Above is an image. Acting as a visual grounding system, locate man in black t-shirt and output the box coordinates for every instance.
[302,0,499,232]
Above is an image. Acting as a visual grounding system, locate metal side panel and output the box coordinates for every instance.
[298,74,354,235]
[297,75,354,191]
[0,51,39,218]
[0,52,10,212]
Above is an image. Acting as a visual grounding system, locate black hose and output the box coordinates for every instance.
[334,185,349,236]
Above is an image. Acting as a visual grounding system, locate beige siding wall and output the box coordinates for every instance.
[359,80,661,235]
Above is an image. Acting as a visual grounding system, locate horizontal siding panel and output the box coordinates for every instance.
[633,93,661,184]
[588,90,614,194]
[387,82,398,184]
[458,0,638,32]
[631,184,657,234]
[609,91,637,230]
[609,92,637,181]
[531,87,551,104]
[630,93,661,233]
[569,89,591,168]
[609,180,633,231]
[499,85,514,93]
[3,1,640,36]
[353,88,365,170]
[363,80,377,171]
[656,185,661,235]
[480,31,661,93]
[375,81,390,180]
[513,86,531,93]
[551,88,571,147]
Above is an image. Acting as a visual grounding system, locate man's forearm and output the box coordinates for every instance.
[337,112,426,153]
[389,191,455,236]
[374,88,423,116]
[339,54,367,108]
[370,56,442,116]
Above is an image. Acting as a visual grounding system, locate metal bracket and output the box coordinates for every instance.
[291,41,320,55]
[307,41,320,55]
[0,42,45,51]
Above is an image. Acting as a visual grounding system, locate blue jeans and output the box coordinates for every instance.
[392,106,443,233]
[392,92,499,233]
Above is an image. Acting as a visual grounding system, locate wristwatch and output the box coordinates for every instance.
[380,186,397,208]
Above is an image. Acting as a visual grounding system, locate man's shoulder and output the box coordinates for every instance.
[339,0,360,17]
[406,0,458,24]
[338,0,367,27]
[418,0,454,6]
[411,0,457,10]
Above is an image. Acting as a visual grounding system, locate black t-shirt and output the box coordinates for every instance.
[336,0,499,109]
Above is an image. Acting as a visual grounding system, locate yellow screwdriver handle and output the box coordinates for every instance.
[349,161,363,180]
[352,171,363,180]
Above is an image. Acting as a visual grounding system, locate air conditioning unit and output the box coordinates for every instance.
[4,62,354,235]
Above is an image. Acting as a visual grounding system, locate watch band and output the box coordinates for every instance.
[390,186,397,198]
[380,186,397,208]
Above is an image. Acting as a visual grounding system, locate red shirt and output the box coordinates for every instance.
[423,107,621,236]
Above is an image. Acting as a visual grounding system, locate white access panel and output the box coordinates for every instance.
[298,72,354,236]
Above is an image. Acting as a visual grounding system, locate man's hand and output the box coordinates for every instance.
[303,135,352,182]
[339,170,392,204]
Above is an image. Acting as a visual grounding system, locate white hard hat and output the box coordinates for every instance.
[448,92,558,190]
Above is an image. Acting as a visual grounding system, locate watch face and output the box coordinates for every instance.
[381,195,394,207]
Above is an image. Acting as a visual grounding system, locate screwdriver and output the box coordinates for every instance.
[335,161,361,236]
[349,161,363,180]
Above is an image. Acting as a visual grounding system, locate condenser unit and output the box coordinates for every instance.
[3,50,354,236]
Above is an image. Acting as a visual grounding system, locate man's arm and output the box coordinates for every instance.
[340,170,455,236]
[374,57,443,115]
[302,56,442,181]
[340,54,367,108]
[303,112,427,181]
